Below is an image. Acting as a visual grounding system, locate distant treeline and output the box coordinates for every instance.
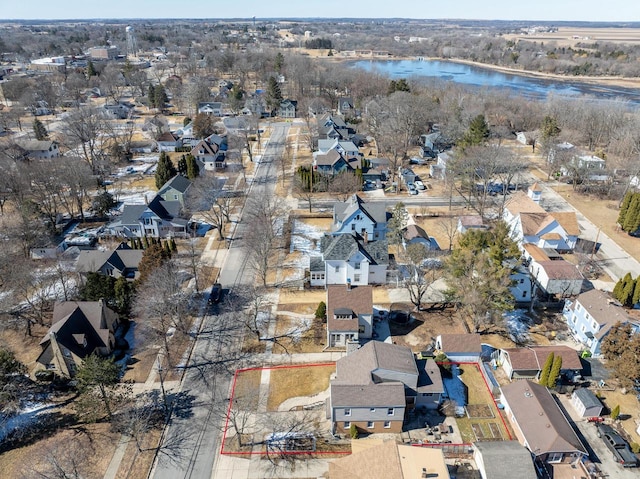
[305,38,332,49]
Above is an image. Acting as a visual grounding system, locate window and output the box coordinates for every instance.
[384,421,391,428]
[354,262,361,270]
[580,324,586,332]
[369,408,376,413]
[519,278,524,284]
[592,321,597,330]
[335,266,340,273]
[62,348,71,358]
[344,408,351,416]
[354,274,361,282]
[46,363,56,370]
[344,421,350,428]
[387,408,394,416]
[421,393,433,397]
[351,224,355,231]
[522,291,527,298]
[367,421,374,429]
[576,303,581,311]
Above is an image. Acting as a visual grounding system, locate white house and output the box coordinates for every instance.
[510,266,533,303]
[16,140,60,159]
[107,195,188,238]
[197,102,223,116]
[529,258,583,297]
[570,388,603,418]
[435,334,482,363]
[331,194,388,240]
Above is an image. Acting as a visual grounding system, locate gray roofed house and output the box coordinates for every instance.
[329,341,443,435]
[337,96,355,116]
[157,174,192,206]
[500,379,587,464]
[313,149,362,176]
[36,300,120,378]
[197,101,222,116]
[107,195,188,238]
[402,224,439,250]
[473,441,537,479]
[76,244,143,280]
[332,194,388,239]
[317,139,360,158]
[15,139,60,159]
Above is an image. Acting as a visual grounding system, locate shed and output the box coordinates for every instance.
[435,334,482,363]
[570,388,603,418]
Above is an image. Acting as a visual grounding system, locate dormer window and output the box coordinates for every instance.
[334,308,354,320]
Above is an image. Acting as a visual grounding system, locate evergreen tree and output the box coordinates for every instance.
[138,243,171,282]
[538,352,554,386]
[114,276,134,315]
[464,114,490,146]
[143,236,150,249]
[183,116,192,127]
[540,115,561,145]
[169,238,177,253]
[86,60,96,78]
[274,52,285,73]
[388,202,409,247]
[613,276,625,302]
[147,84,156,107]
[177,155,188,176]
[163,240,171,255]
[611,404,620,420]
[388,78,411,94]
[617,191,633,227]
[622,193,640,234]
[154,84,167,110]
[266,76,283,112]
[621,273,636,307]
[155,151,177,189]
[315,301,326,320]
[547,355,563,388]
[75,354,123,420]
[32,118,48,140]
[632,277,640,306]
[129,238,136,249]
[186,154,199,179]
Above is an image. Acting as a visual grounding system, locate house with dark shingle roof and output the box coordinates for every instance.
[326,284,373,349]
[190,135,227,171]
[107,195,188,238]
[309,233,388,287]
[332,194,388,239]
[563,289,640,356]
[498,345,582,381]
[76,243,143,280]
[156,131,182,152]
[329,341,444,435]
[15,139,60,159]
[570,388,603,418]
[501,379,587,466]
[157,174,192,206]
[36,300,120,378]
[313,149,362,176]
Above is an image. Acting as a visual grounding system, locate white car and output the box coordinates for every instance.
[414,180,426,190]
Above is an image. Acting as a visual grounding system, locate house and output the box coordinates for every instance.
[107,195,188,238]
[504,192,579,252]
[317,113,356,141]
[473,441,537,479]
[331,194,388,240]
[103,102,133,120]
[317,139,360,158]
[157,174,192,206]
[197,102,223,116]
[402,224,438,251]
[337,97,355,116]
[435,334,482,363]
[313,149,362,176]
[563,289,640,356]
[156,131,182,152]
[15,139,60,159]
[499,345,583,381]
[329,439,450,479]
[190,136,227,170]
[35,301,120,378]
[76,244,143,280]
[457,215,489,234]
[326,284,373,348]
[560,154,606,176]
[399,167,418,186]
[529,258,583,297]
[363,157,391,182]
[510,265,533,303]
[310,233,388,287]
[570,388,603,418]
[501,380,588,467]
[129,140,156,153]
[277,99,297,118]
[329,341,444,434]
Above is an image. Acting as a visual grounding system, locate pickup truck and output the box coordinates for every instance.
[596,423,639,468]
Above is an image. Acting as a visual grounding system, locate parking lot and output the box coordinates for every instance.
[556,395,639,479]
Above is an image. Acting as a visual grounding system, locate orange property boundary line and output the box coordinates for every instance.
[220,362,350,456]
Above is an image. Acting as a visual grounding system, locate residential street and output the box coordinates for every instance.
[151,123,290,479]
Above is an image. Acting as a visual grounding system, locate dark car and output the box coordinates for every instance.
[208,283,222,304]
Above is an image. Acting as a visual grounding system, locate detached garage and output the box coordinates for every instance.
[571,388,603,418]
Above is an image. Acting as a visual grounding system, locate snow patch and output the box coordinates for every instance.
[504,309,533,343]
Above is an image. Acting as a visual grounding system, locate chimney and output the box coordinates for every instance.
[347,279,352,290]
[363,231,368,244]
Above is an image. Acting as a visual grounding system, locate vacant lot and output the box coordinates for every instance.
[267,364,335,412]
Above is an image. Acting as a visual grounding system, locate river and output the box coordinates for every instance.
[352,59,640,105]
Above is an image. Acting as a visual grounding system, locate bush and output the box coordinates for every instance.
[611,404,620,420]
[631,442,640,454]
[35,370,55,382]
[315,301,326,320]
[349,423,358,439]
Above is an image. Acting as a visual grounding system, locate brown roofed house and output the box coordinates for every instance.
[499,345,582,380]
[435,333,482,362]
[326,285,373,349]
[36,301,120,378]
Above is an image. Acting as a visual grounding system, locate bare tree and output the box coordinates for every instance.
[59,106,109,175]
[184,173,236,241]
[328,172,361,202]
[437,216,458,252]
[400,243,440,311]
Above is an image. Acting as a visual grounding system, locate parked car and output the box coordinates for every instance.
[414,180,426,190]
[407,185,418,195]
[596,423,639,467]
[208,283,222,304]
[410,157,429,165]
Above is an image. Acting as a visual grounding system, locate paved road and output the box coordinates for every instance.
[152,123,290,479]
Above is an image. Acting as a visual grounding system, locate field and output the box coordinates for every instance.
[505,27,640,48]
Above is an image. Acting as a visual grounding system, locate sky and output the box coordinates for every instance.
[1,0,639,22]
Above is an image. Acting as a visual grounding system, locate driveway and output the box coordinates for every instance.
[556,394,639,479]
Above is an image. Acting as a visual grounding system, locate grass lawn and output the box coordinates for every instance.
[271,315,325,354]
[266,364,335,412]
[123,345,158,383]
[454,364,513,443]
[115,428,163,479]
[233,369,262,411]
